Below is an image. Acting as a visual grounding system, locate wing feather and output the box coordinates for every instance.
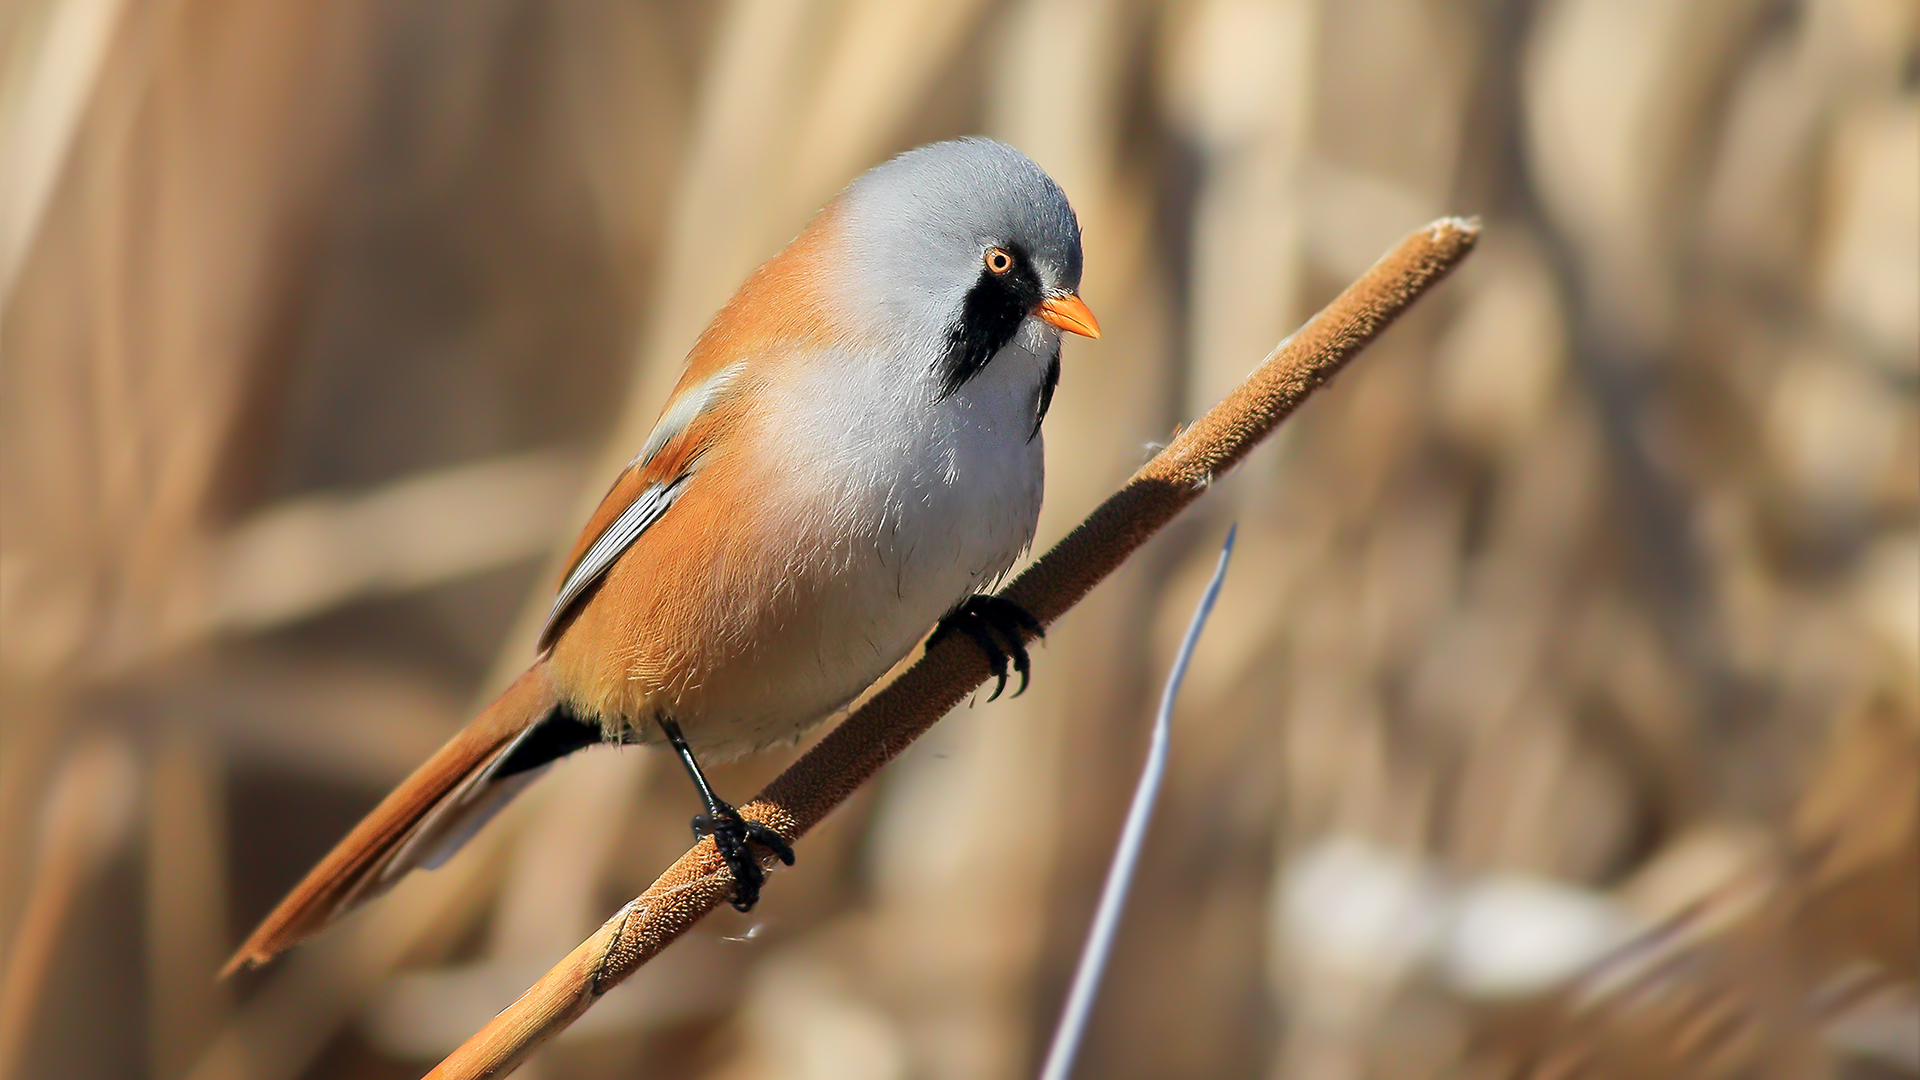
[536,362,750,652]
[537,476,686,650]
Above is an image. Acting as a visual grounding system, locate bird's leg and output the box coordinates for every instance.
[930,595,1045,700]
[656,717,794,912]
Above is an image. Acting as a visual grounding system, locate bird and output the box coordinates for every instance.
[223,138,1098,974]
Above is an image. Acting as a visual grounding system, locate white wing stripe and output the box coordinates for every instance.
[538,364,742,648]
[540,476,687,645]
[635,363,746,468]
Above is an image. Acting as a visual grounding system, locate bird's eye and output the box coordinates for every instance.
[984,247,1014,275]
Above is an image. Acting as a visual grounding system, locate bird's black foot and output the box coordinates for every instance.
[930,595,1044,700]
[692,802,795,912]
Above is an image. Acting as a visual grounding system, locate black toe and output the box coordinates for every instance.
[694,807,794,912]
[949,614,1010,699]
[935,596,1043,700]
[742,818,795,866]
[983,596,1043,639]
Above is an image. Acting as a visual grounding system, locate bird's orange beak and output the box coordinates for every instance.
[1035,293,1101,339]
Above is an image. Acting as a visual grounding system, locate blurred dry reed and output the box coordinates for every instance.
[2,1,1914,1079]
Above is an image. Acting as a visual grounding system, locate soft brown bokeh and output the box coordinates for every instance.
[2,1,1914,1079]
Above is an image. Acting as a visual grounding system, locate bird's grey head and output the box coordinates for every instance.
[827,138,1095,391]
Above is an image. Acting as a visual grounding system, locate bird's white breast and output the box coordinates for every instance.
[686,326,1053,756]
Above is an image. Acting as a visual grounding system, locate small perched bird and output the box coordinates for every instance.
[225,138,1097,973]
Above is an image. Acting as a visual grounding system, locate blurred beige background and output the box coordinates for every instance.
[1,1,1915,1078]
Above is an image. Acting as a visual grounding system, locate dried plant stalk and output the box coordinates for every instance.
[0,735,139,1080]
[426,217,1480,1080]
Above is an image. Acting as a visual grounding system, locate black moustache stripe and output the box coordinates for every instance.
[938,246,1044,398]
[1030,345,1060,442]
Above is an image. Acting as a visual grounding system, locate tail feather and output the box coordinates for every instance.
[221,664,564,976]
[381,703,605,877]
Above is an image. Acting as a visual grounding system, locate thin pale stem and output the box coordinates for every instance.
[1039,525,1235,1080]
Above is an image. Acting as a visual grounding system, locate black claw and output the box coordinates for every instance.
[990,624,1030,698]
[693,806,794,912]
[933,596,1043,701]
[971,622,1010,701]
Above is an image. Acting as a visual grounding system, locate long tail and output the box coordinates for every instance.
[221,662,602,975]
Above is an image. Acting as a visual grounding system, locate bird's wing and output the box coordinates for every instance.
[537,202,853,655]
[537,360,750,652]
